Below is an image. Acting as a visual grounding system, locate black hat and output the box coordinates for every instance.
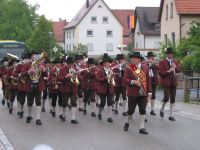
[28,51,39,59]
[74,54,84,61]
[82,53,88,59]
[66,56,74,64]
[88,58,95,64]
[147,52,156,57]
[129,52,143,59]
[101,53,112,64]
[116,54,125,60]
[165,47,174,54]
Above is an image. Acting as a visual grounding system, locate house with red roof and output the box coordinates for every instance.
[53,19,68,48]
[64,0,123,56]
[158,0,200,47]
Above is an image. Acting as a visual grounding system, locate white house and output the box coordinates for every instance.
[134,7,161,55]
[64,0,123,57]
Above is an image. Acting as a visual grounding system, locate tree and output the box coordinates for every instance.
[66,43,88,57]
[0,0,38,42]
[27,15,55,53]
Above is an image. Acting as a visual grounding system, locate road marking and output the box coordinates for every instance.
[0,128,15,150]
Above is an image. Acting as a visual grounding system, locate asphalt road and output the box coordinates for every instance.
[0,92,200,150]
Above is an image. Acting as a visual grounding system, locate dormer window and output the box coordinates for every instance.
[155,24,160,30]
[103,17,108,23]
[91,16,97,23]
[166,5,168,20]
[98,5,102,8]
[170,2,173,18]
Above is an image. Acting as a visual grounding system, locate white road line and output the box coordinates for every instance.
[0,128,15,150]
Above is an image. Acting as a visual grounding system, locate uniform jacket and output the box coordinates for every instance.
[112,62,126,88]
[144,61,159,85]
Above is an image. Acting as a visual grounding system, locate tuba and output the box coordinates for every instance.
[69,69,80,85]
[106,69,116,87]
[29,52,47,81]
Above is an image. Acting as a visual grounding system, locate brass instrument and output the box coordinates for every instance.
[105,69,116,87]
[69,69,80,85]
[29,52,47,81]
[11,76,18,86]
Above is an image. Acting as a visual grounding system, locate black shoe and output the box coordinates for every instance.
[98,114,102,120]
[96,103,99,107]
[119,103,123,106]
[1,100,5,106]
[79,108,83,111]
[59,114,62,119]
[52,112,56,118]
[26,116,32,124]
[122,112,128,116]
[41,107,45,112]
[36,119,42,125]
[124,123,129,131]
[50,109,53,114]
[150,110,157,116]
[91,112,96,117]
[114,110,118,114]
[19,112,24,118]
[83,110,87,115]
[139,128,148,135]
[112,108,115,112]
[160,111,164,118]
[169,116,176,121]
[145,118,148,122]
[71,120,79,124]
[60,115,66,122]
[9,108,13,114]
[17,111,20,116]
[107,118,113,123]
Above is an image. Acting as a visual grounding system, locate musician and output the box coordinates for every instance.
[74,54,85,111]
[48,59,62,118]
[145,52,159,115]
[123,52,152,135]
[24,52,47,125]
[58,56,79,124]
[112,54,127,116]
[80,58,97,117]
[159,47,181,121]
[96,53,115,123]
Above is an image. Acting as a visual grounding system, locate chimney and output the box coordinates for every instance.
[86,0,89,8]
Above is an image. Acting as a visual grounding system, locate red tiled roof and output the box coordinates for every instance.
[175,0,200,14]
[53,20,68,42]
[112,9,135,36]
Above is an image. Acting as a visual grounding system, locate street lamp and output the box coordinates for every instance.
[48,32,53,60]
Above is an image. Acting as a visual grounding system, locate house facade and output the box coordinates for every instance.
[158,0,200,46]
[134,7,161,55]
[64,0,123,57]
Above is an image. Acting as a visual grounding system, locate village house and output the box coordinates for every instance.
[64,0,123,57]
[158,0,200,46]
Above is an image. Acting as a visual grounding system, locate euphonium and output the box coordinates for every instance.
[69,69,80,85]
[106,70,116,87]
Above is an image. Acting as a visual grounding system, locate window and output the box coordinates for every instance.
[166,5,168,20]
[171,32,175,45]
[106,30,113,37]
[170,2,173,18]
[106,43,113,51]
[136,43,138,48]
[69,31,71,39]
[69,44,71,50]
[98,5,102,8]
[87,43,94,51]
[67,32,68,38]
[164,34,168,47]
[91,16,97,23]
[155,24,160,30]
[103,17,108,23]
[66,44,68,50]
[73,31,75,38]
[154,41,160,49]
[87,30,93,37]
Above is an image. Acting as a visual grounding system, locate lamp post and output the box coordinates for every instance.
[48,32,53,60]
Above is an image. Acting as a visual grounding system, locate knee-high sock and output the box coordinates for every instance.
[36,106,41,120]
[115,101,118,110]
[170,104,175,117]
[161,102,166,112]
[49,98,52,110]
[71,107,76,120]
[123,100,127,113]
[127,115,132,124]
[17,101,21,112]
[28,106,32,117]
[42,99,45,108]
[84,102,87,110]
[108,106,112,118]
[62,107,66,117]
[139,115,146,129]
[151,100,155,111]
[91,102,96,113]
[78,98,83,108]
[59,106,62,115]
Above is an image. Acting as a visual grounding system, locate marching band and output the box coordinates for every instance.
[0,47,180,135]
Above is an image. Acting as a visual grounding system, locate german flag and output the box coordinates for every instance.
[128,15,135,29]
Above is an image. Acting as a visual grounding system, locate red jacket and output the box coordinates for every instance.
[96,68,114,94]
[7,67,18,90]
[80,66,97,90]
[124,64,152,97]
[58,65,78,94]
[112,62,126,87]
[144,61,159,85]
[159,59,181,87]
[49,67,60,93]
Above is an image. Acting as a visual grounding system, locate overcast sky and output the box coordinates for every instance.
[27,0,161,21]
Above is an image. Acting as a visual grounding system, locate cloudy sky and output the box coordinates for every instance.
[27,0,161,21]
